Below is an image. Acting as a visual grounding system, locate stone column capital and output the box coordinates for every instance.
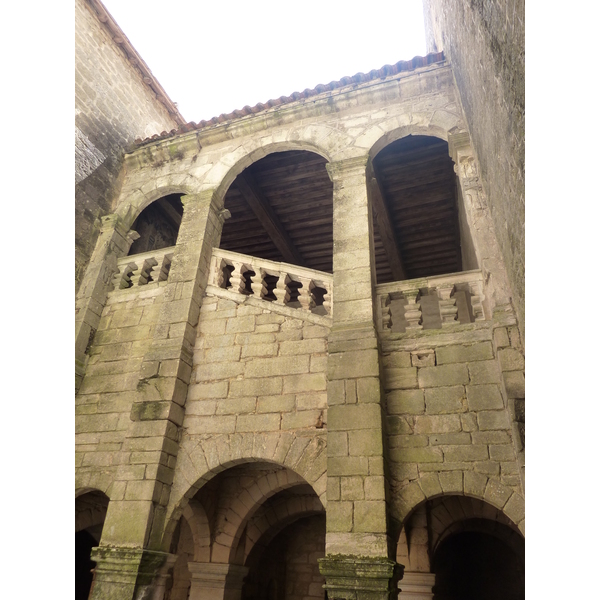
[187,562,249,600]
[326,155,370,181]
[318,556,404,600]
[89,547,176,598]
[447,131,472,163]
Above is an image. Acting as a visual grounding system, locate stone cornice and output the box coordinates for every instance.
[124,61,453,166]
[84,0,185,126]
[132,53,447,149]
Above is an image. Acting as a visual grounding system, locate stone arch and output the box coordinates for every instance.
[211,469,311,563]
[115,183,201,231]
[75,470,113,499]
[75,489,109,533]
[182,499,211,562]
[213,137,335,202]
[394,472,524,536]
[162,432,328,552]
[366,120,462,161]
[244,494,324,565]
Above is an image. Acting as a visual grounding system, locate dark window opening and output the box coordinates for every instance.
[128,194,184,256]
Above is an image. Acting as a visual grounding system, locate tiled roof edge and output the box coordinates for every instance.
[133,51,445,147]
[85,0,186,126]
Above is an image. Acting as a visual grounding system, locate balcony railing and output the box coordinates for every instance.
[112,246,175,290]
[375,269,486,334]
[209,249,333,316]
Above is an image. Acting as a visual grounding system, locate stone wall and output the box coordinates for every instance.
[75,0,180,291]
[383,328,525,533]
[74,53,524,599]
[186,294,329,436]
[75,281,167,491]
[423,0,525,337]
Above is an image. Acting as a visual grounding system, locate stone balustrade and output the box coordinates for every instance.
[209,248,333,316]
[376,269,485,334]
[112,246,175,290]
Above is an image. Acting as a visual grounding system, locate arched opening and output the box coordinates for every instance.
[370,135,475,284]
[432,522,524,600]
[167,461,325,600]
[396,495,524,600]
[75,490,109,600]
[128,193,184,256]
[219,151,333,273]
[242,513,326,600]
[166,516,195,600]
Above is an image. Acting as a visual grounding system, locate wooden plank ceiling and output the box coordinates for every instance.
[372,135,462,282]
[219,138,461,283]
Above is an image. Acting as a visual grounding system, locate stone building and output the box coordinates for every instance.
[75,1,525,599]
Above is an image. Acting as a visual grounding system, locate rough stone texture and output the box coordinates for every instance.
[74,21,524,597]
[424,0,525,337]
[75,0,179,291]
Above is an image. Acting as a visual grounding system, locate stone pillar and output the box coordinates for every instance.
[75,214,139,391]
[397,572,435,599]
[89,547,176,600]
[448,132,514,318]
[187,563,249,600]
[319,156,402,599]
[90,190,229,600]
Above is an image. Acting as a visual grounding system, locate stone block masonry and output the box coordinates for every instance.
[185,296,329,437]
[75,0,180,291]
[384,339,522,523]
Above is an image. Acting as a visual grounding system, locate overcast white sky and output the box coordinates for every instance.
[101,0,427,123]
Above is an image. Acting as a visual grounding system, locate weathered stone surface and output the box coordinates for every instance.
[387,389,424,415]
[424,386,465,414]
[466,384,504,411]
[436,342,493,364]
[418,364,469,388]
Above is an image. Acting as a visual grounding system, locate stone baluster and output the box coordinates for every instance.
[310,279,329,314]
[249,266,264,298]
[403,289,423,330]
[229,260,245,294]
[274,270,288,305]
[321,283,332,315]
[111,264,127,290]
[437,284,459,326]
[138,258,158,285]
[114,261,137,289]
[152,252,173,283]
[294,276,314,311]
[381,295,392,330]
[215,258,231,289]
[128,259,144,286]
[469,280,486,321]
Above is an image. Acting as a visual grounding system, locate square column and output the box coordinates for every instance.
[75,214,139,390]
[91,190,229,600]
[321,156,402,599]
[187,563,249,600]
[89,547,176,600]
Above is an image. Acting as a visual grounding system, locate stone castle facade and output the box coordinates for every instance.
[75,1,525,598]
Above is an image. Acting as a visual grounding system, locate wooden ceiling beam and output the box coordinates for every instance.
[369,174,407,281]
[155,199,183,230]
[236,171,305,266]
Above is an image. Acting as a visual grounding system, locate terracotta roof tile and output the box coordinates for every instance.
[133,52,445,147]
